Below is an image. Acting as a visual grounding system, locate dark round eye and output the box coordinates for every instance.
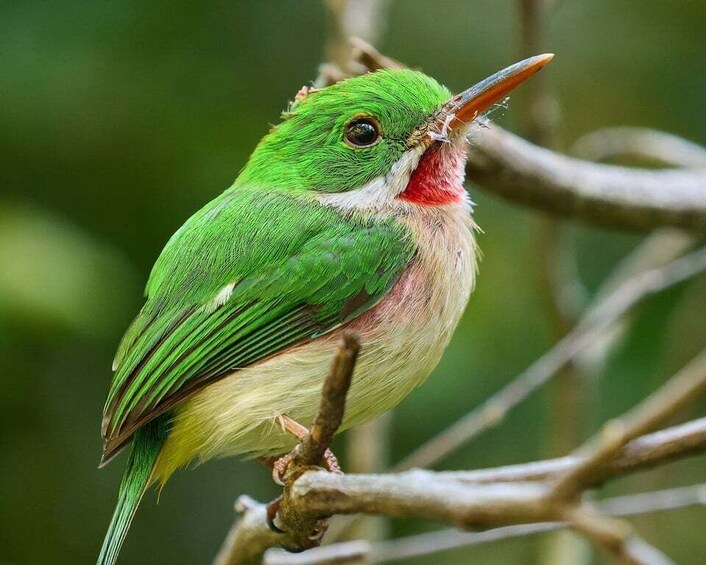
[344,117,382,148]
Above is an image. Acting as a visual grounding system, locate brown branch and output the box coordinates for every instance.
[284,381,706,526]
[218,415,706,564]
[297,485,705,564]
[285,470,550,528]
[439,417,706,487]
[221,350,706,564]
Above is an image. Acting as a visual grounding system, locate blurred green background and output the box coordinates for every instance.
[1,1,705,563]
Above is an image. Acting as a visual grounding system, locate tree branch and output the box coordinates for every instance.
[260,414,706,533]
[292,332,360,469]
[218,406,706,563]
[439,417,706,487]
[289,484,705,564]
[215,333,360,565]
[466,124,706,233]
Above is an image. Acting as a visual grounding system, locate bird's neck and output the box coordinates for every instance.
[398,142,468,206]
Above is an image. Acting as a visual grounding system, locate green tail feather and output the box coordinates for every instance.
[98,419,167,565]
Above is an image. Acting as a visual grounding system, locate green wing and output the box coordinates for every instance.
[101,187,415,461]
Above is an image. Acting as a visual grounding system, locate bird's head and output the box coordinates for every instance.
[236,54,553,210]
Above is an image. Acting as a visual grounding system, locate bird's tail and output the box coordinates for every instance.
[97,419,167,565]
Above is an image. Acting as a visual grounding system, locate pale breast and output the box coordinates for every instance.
[340,202,477,426]
[153,202,477,482]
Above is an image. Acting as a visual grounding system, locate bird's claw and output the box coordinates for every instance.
[272,453,294,486]
[322,448,342,474]
[308,520,328,541]
[266,496,285,533]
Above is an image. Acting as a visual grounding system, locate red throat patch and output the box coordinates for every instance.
[398,143,468,206]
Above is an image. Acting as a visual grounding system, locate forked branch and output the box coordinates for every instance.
[216,345,706,565]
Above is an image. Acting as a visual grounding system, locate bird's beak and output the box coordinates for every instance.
[440,53,554,134]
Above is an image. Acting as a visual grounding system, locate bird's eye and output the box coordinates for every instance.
[344,117,382,148]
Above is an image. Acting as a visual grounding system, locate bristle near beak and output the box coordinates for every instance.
[441,53,554,134]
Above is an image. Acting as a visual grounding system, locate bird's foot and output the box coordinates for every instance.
[271,452,294,486]
[265,495,329,543]
[321,448,342,474]
[267,414,343,485]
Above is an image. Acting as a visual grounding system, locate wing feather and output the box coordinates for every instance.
[101,188,415,460]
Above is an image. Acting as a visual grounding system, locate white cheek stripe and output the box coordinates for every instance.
[316,146,425,212]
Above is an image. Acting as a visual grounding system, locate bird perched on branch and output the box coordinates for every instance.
[98,53,553,564]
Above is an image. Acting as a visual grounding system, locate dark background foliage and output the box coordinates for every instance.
[1,1,705,563]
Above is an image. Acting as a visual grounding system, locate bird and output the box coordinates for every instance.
[97,53,553,564]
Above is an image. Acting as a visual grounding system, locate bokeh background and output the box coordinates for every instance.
[2,1,705,563]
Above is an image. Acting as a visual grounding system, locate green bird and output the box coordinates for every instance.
[98,53,553,564]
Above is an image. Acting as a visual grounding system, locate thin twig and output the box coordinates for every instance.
[394,246,706,471]
[292,331,360,468]
[265,540,370,565]
[369,523,561,564]
[440,417,706,487]
[565,507,674,565]
[601,484,706,517]
[549,348,706,500]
